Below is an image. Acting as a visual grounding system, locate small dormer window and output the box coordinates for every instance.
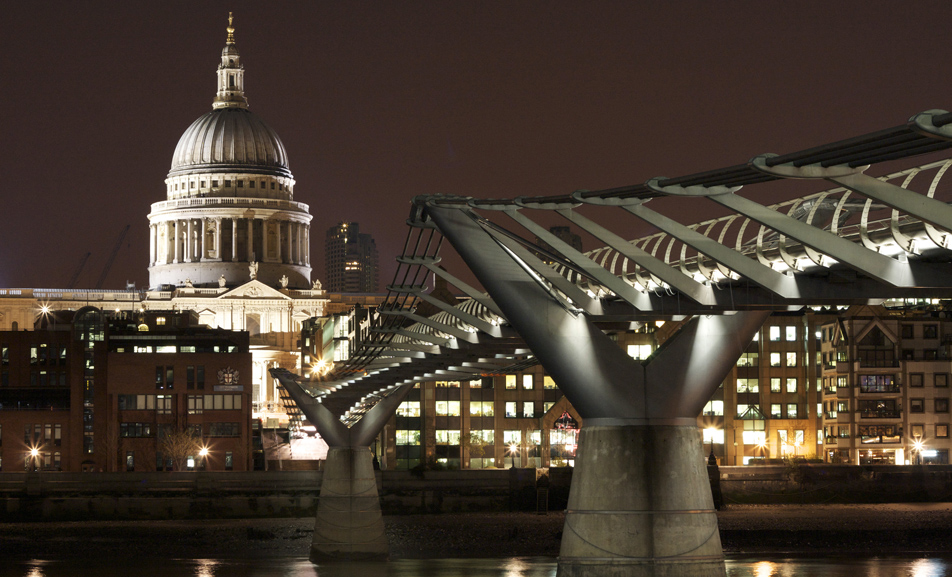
[248,181,254,188]
[212,180,219,188]
[229,75,235,87]
[238,180,244,188]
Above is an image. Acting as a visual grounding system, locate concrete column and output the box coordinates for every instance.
[269,368,415,563]
[231,218,238,262]
[558,424,723,577]
[310,447,389,562]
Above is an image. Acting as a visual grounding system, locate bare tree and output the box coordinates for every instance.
[157,425,202,472]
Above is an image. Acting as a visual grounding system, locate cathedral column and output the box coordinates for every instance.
[231,218,238,262]
[187,219,196,262]
[297,223,304,265]
[173,220,182,264]
[304,225,310,266]
[149,224,156,266]
[288,222,295,264]
[275,219,283,263]
[215,218,223,261]
[286,222,293,265]
[165,221,174,264]
[247,218,255,261]
[200,218,208,261]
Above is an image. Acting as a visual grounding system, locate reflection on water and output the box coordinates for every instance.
[3,557,951,577]
[726,557,949,577]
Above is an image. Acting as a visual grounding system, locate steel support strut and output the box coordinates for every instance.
[270,369,413,562]
[426,205,768,576]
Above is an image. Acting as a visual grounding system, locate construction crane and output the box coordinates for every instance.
[96,225,130,290]
[66,252,92,289]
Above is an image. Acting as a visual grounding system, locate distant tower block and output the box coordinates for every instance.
[324,222,379,293]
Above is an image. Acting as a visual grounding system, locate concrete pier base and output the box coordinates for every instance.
[557,425,725,577]
[310,447,389,562]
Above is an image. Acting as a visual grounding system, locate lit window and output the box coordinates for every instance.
[785,352,797,367]
[505,375,516,389]
[522,375,533,390]
[786,378,797,393]
[435,401,460,416]
[627,344,652,359]
[505,402,517,418]
[770,378,781,393]
[702,400,723,416]
[523,402,535,417]
[770,404,781,418]
[769,326,781,341]
[785,326,796,341]
[543,376,557,389]
[742,430,765,445]
[396,401,420,417]
[737,378,759,393]
[786,403,798,418]
[770,353,781,367]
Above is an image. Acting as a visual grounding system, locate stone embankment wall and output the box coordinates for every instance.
[2,465,951,520]
[719,464,952,504]
[0,467,571,521]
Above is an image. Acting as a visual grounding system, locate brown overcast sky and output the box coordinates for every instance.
[3,2,951,290]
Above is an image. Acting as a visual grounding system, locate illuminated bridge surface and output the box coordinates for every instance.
[282,108,952,425]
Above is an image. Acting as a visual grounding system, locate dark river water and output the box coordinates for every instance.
[2,556,949,577]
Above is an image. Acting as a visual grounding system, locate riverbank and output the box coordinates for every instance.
[2,504,952,559]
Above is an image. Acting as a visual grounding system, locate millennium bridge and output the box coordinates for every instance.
[273,108,952,576]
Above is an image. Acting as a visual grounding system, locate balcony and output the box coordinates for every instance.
[859,384,901,394]
[860,410,901,419]
[858,359,900,368]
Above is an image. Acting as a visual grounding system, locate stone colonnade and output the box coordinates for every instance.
[149,217,310,267]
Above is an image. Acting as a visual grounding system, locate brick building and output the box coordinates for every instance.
[0,308,253,472]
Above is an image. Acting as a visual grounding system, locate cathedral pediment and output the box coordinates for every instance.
[218,280,292,301]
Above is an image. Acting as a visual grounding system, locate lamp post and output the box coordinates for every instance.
[29,447,40,472]
[705,427,717,466]
[509,443,520,468]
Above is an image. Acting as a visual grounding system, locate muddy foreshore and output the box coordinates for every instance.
[2,504,952,559]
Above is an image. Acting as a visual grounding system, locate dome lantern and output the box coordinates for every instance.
[213,12,249,111]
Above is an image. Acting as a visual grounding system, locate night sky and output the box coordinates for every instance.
[3,2,952,290]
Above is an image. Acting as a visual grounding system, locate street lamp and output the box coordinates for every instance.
[913,437,924,465]
[29,447,40,472]
[508,443,520,468]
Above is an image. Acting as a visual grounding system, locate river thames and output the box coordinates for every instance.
[3,557,950,577]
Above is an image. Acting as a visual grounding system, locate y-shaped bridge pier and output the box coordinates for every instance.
[274,108,952,575]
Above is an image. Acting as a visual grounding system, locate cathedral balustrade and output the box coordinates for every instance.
[150,197,310,214]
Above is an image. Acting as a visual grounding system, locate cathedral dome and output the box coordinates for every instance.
[168,108,291,179]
